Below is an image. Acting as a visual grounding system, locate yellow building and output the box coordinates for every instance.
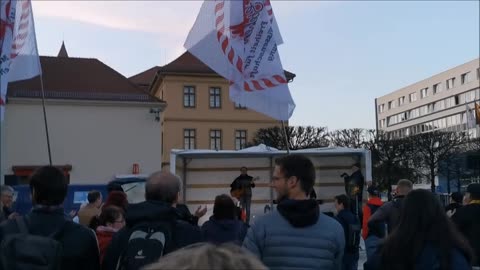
[130,52,295,169]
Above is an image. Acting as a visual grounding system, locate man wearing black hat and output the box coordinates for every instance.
[445,191,463,217]
[452,183,480,267]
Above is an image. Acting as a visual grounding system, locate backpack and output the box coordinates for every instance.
[116,221,174,270]
[0,216,66,270]
[346,222,361,252]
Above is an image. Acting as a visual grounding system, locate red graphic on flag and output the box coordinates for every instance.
[0,1,14,51]
[10,0,31,59]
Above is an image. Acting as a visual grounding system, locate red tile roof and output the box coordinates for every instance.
[7,56,164,103]
[130,51,296,88]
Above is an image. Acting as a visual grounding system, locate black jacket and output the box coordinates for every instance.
[452,203,480,266]
[0,207,100,270]
[102,200,203,270]
[201,216,248,245]
[176,203,199,226]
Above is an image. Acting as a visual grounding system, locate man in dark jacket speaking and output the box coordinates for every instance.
[230,166,255,223]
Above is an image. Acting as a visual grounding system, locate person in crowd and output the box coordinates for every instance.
[368,179,413,234]
[364,189,473,270]
[176,203,207,226]
[243,154,344,270]
[102,171,203,270]
[230,166,255,224]
[1,185,18,220]
[334,194,360,270]
[0,166,100,270]
[446,191,463,217]
[77,190,102,226]
[89,206,126,263]
[143,243,268,270]
[343,163,366,221]
[102,190,128,212]
[362,185,385,259]
[201,194,248,245]
[452,183,480,267]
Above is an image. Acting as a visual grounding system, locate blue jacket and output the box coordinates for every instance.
[201,216,248,245]
[335,209,360,254]
[243,199,345,270]
[364,243,471,270]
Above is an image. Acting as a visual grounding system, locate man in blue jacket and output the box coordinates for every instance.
[243,154,345,270]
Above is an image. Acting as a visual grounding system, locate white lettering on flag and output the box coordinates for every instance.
[185,0,295,120]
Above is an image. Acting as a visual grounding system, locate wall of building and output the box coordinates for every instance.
[4,99,163,183]
[376,58,480,135]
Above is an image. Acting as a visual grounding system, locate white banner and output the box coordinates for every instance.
[185,0,295,120]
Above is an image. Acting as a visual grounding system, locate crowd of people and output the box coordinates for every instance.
[0,154,479,270]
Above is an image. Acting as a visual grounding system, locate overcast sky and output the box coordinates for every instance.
[31,1,480,130]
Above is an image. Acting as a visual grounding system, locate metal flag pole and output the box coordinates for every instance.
[281,120,290,154]
[30,1,52,165]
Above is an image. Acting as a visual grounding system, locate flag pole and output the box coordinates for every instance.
[30,1,52,165]
[281,120,290,154]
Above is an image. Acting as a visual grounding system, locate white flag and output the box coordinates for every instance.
[185,0,295,120]
[0,0,42,118]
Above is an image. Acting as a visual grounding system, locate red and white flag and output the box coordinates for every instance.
[185,0,295,120]
[0,0,42,119]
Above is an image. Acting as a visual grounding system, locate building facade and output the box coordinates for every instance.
[2,44,166,184]
[130,52,295,169]
[376,58,480,138]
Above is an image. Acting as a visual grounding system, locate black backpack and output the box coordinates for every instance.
[0,217,66,270]
[346,221,361,252]
[116,221,174,270]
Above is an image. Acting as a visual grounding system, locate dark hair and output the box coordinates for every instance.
[89,206,124,230]
[102,191,128,211]
[213,194,236,220]
[334,194,350,209]
[29,166,68,206]
[379,189,473,270]
[450,192,463,204]
[88,190,101,204]
[275,154,315,194]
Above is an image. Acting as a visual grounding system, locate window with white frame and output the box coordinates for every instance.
[235,130,247,150]
[409,92,417,102]
[398,96,405,106]
[466,90,476,102]
[184,129,196,149]
[210,129,222,150]
[183,86,196,107]
[388,100,396,109]
[209,87,221,108]
[379,104,385,113]
[461,72,472,85]
[433,83,442,94]
[446,78,455,89]
[420,88,428,98]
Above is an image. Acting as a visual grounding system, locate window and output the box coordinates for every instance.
[184,129,196,150]
[378,104,385,113]
[235,130,247,150]
[461,72,471,85]
[388,100,396,109]
[235,103,247,109]
[210,129,222,150]
[420,88,428,98]
[446,78,455,89]
[466,90,476,102]
[379,119,385,128]
[398,96,405,106]
[433,83,442,94]
[434,100,445,111]
[409,92,417,102]
[209,87,221,108]
[183,86,195,108]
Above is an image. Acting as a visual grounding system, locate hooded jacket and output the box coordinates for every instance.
[201,216,248,245]
[362,197,384,239]
[243,199,345,270]
[101,201,203,270]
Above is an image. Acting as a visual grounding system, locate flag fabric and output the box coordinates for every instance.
[475,103,480,126]
[0,0,42,119]
[184,0,295,120]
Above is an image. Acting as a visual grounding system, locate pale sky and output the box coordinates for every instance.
[31,1,480,130]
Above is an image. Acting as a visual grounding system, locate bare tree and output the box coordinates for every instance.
[409,131,468,192]
[328,128,375,148]
[251,126,329,150]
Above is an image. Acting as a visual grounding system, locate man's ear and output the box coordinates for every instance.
[287,176,299,189]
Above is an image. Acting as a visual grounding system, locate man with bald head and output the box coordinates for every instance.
[102,171,203,270]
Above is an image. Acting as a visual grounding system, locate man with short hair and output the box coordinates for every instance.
[452,183,480,267]
[1,185,18,219]
[230,166,255,223]
[334,194,360,270]
[102,171,203,270]
[77,190,102,226]
[243,154,345,270]
[0,166,100,270]
[368,179,413,234]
